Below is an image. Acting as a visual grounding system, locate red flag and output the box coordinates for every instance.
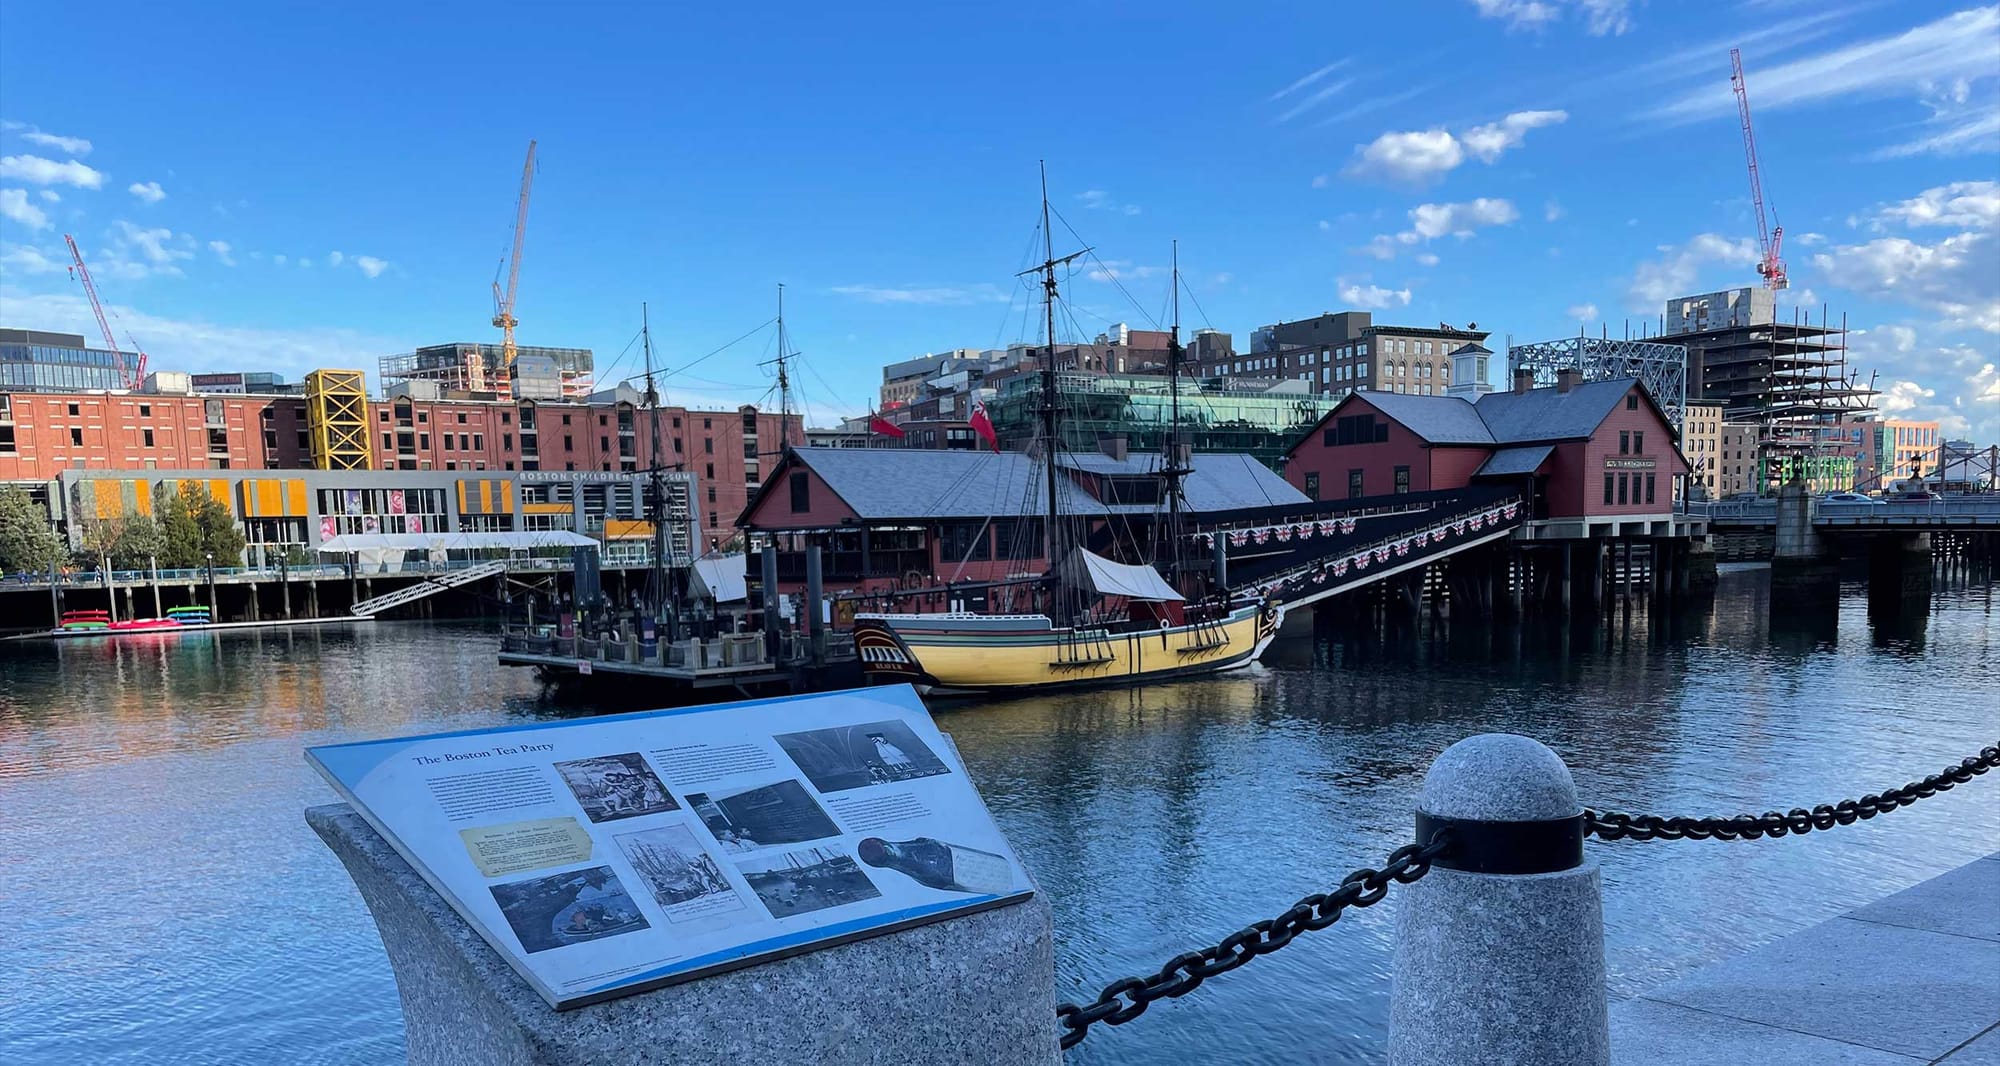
[868,412,905,438]
[969,399,999,453]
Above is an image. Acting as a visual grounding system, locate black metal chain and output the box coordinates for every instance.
[1586,743,2000,842]
[1053,830,1451,1051]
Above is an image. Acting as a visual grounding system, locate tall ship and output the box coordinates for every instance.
[853,169,1279,695]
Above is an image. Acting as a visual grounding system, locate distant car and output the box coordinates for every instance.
[1892,489,1940,502]
[1821,492,1882,505]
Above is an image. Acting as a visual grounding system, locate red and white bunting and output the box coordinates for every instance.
[1339,518,1357,535]
[1394,539,1410,556]
[1373,546,1391,563]
[1276,525,1293,542]
[1415,530,1431,547]
[1331,559,1349,577]
[1253,528,1270,545]
[1469,514,1484,530]
[1230,531,1249,547]
[1502,502,1520,520]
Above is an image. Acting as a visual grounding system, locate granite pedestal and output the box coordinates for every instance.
[1389,734,1610,1066]
[308,803,1062,1066]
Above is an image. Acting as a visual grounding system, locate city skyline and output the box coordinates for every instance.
[0,1,1994,439]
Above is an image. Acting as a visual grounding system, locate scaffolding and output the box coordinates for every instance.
[379,342,593,401]
[303,369,372,470]
[1505,335,1690,431]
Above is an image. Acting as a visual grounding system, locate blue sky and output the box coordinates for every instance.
[1,1,1995,438]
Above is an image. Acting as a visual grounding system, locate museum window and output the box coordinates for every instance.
[1348,469,1364,498]
[789,471,810,513]
[1604,473,1614,505]
[1303,472,1320,500]
[1394,466,1411,494]
[70,427,83,446]
[1627,394,1638,410]
[1633,430,1644,454]
[1617,474,1629,505]
[143,428,154,447]
[1646,474,1656,505]
[1619,431,1630,454]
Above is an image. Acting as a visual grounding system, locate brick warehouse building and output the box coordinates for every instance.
[0,386,799,544]
[1282,368,1689,528]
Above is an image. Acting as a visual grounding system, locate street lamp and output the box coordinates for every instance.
[205,551,217,622]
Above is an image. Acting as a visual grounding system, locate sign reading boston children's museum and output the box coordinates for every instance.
[307,685,1033,1009]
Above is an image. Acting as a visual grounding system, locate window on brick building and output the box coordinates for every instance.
[1633,431,1644,454]
[1604,473,1614,505]
[70,427,83,445]
[139,404,151,417]
[143,429,155,447]
[1394,466,1410,494]
[1619,431,1630,454]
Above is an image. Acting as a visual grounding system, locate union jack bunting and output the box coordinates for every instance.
[1415,531,1431,547]
[1254,529,1270,544]
[1230,531,1249,547]
[1355,553,1370,569]
[1318,520,1336,536]
[1374,547,1391,563]
[1452,520,1468,535]
[1469,514,1484,530]
[1502,502,1520,520]
[1394,539,1410,556]
[1331,559,1349,577]
[1276,526,1293,542]
[1339,518,1357,534]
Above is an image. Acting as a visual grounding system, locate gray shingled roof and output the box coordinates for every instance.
[785,448,1304,521]
[1474,444,1554,477]
[1358,391,1495,444]
[1473,378,1636,443]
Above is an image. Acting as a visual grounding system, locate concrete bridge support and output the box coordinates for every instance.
[1771,481,1836,592]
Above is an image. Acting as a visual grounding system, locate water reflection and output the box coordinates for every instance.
[1,573,1996,1066]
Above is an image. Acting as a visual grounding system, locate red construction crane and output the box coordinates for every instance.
[1730,48,1787,291]
[63,234,147,388]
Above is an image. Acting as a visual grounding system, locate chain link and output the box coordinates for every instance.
[1053,831,1449,1051]
[1586,744,1999,842]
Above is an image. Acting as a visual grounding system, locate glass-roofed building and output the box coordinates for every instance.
[986,372,1339,471]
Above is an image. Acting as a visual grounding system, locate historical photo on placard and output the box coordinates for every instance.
[614,825,748,922]
[857,836,1018,895]
[489,866,650,954]
[553,753,679,824]
[773,720,952,794]
[736,847,883,918]
[686,779,840,851]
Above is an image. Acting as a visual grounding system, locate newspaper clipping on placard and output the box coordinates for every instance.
[307,685,1033,1009]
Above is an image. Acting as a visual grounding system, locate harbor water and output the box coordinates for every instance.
[1,567,1995,1065]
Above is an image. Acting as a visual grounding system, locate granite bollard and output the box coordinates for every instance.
[1388,734,1609,1066]
[307,803,1062,1066]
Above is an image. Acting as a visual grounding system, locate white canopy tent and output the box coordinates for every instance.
[1060,549,1184,602]
[318,530,600,570]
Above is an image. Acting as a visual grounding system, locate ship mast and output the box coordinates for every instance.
[640,303,672,623]
[1020,163,1087,623]
[1163,240,1187,578]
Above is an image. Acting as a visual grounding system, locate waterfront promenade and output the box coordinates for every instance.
[1612,852,2000,1064]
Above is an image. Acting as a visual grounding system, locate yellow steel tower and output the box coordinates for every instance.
[304,369,372,470]
[490,139,537,397]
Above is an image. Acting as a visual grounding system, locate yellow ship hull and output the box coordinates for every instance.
[854,604,1278,695]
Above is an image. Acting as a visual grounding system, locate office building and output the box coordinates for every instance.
[1229,312,1489,398]
[0,329,132,393]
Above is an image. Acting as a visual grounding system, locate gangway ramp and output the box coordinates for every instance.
[349,561,507,617]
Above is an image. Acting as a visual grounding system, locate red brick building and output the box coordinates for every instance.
[1283,374,1689,522]
[0,387,798,537]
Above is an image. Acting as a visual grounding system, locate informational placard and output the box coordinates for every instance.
[307,685,1033,1009]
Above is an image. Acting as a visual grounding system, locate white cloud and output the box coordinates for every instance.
[1084,259,1164,283]
[273,254,288,266]
[0,188,50,230]
[1406,198,1520,240]
[1569,303,1600,321]
[1879,379,1938,415]
[298,257,312,269]
[353,255,389,279]
[1459,110,1568,162]
[1626,233,1761,312]
[0,245,65,275]
[1970,362,2000,404]
[1874,108,2000,160]
[1318,219,1334,232]
[1469,0,1560,31]
[1211,272,1233,286]
[1359,234,1398,259]
[0,287,410,389]
[1347,110,1567,185]
[208,240,235,267]
[1075,189,1141,216]
[17,128,93,156]
[0,154,105,189]
[328,251,345,267]
[1415,253,1441,266]
[831,283,1010,305]
[1338,278,1412,309]
[1544,199,1564,222]
[1468,0,1630,34]
[1814,230,2000,333]
[1793,231,1826,246]
[1649,7,2000,125]
[1311,174,1330,189]
[102,220,195,278]
[37,190,59,204]
[1270,60,1351,101]
[1869,181,2000,231]
[127,181,166,204]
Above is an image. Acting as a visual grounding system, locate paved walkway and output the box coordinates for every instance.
[1612,852,2000,1064]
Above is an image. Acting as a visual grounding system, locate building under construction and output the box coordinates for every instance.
[1655,288,1876,491]
[379,342,593,402]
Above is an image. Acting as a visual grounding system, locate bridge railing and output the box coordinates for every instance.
[3,555,607,590]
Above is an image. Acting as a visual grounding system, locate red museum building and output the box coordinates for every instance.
[1283,364,1690,535]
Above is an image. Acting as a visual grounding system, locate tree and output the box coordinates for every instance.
[73,512,168,570]
[0,486,64,575]
[157,485,247,568]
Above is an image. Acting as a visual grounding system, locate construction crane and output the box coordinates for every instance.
[487,139,538,396]
[1730,48,1787,291]
[63,233,147,389]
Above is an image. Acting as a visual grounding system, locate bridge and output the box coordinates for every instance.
[350,561,509,616]
[1697,495,2000,530]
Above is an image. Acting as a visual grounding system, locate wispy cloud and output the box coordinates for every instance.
[19,128,93,156]
[1868,180,2000,231]
[1276,79,1355,124]
[1085,260,1165,283]
[1269,60,1350,101]
[208,240,235,267]
[1814,230,2000,333]
[0,154,105,189]
[354,255,389,279]
[103,220,196,279]
[831,283,1010,305]
[1626,233,1760,312]
[1312,84,1437,129]
[1647,7,2000,124]
[1338,278,1413,309]
[1873,107,2000,160]
[1361,199,1521,261]
[1076,189,1141,216]
[1568,303,1600,321]
[128,180,166,204]
[1468,0,1633,35]
[1347,110,1567,185]
[0,187,50,230]
[0,245,66,275]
